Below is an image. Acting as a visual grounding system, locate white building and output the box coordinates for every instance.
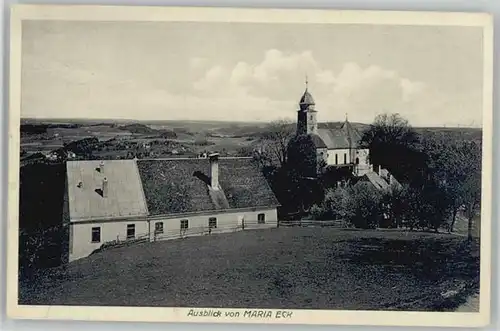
[63,155,280,262]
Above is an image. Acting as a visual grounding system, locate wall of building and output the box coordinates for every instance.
[355,148,370,165]
[68,208,278,262]
[151,208,278,242]
[326,148,351,166]
[69,218,149,262]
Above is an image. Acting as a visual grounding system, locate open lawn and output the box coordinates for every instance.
[19,228,479,311]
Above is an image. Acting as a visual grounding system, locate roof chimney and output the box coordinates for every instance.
[209,153,220,190]
[99,160,105,173]
[102,177,108,198]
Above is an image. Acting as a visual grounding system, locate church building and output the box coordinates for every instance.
[296,80,372,177]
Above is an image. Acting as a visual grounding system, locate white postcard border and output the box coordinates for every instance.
[6,4,494,328]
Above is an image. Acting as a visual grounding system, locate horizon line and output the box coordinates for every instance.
[20,117,483,129]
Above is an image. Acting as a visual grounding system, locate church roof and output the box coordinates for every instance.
[309,134,327,148]
[312,120,363,149]
[316,128,351,149]
[341,120,363,148]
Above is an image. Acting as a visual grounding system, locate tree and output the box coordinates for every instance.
[287,134,318,179]
[462,174,481,241]
[422,135,482,234]
[360,113,424,184]
[457,141,482,241]
[344,182,383,229]
[284,134,322,214]
[420,182,453,232]
[323,187,350,221]
[255,119,295,168]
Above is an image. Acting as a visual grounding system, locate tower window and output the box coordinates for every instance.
[335,154,338,165]
[344,153,347,164]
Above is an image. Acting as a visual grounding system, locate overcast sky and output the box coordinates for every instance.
[21,21,484,127]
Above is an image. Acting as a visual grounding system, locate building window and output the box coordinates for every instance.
[127,224,135,239]
[356,157,359,164]
[258,213,266,224]
[180,219,189,230]
[344,153,347,164]
[209,217,217,229]
[91,227,101,243]
[155,222,164,234]
[335,154,338,165]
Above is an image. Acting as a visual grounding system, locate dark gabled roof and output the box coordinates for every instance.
[341,120,363,149]
[136,158,280,216]
[357,169,402,193]
[310,133,327,149]
[316,128,350,149]
[313,120,363,150]
[364,172,391,191]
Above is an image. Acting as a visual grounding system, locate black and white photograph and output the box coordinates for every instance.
[6,5,493,328]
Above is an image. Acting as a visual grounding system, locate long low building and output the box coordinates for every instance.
[63,154,280,262]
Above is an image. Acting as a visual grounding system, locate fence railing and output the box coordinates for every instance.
[96,220,275,252]
[278,219,349,228]
[98,232,151,252]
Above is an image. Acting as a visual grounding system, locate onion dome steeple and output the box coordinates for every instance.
[299,75,315,111]
[296,76,318,135]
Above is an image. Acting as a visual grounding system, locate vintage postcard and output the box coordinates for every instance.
[6,4,493,328]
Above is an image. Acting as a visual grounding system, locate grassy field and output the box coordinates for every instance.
[19,228,479,311]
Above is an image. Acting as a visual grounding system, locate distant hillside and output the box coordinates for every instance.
[118,123,157,134]
[21,118,482,143]
[319,121,369,132]
[118,123,177,138]
[416,127,482,143]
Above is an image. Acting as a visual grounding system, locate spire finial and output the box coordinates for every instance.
[305,74,308,90]
[345,112,348,122]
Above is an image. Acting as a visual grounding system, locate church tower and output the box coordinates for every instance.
[297,77,318,135]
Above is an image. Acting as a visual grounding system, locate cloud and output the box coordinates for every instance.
[23,49,482,127]
[190,49,441,125]
[189,57,207,70]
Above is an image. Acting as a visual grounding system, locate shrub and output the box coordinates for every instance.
[323,187,349,220]
[345,182,383,229]
[309,204,326,220]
